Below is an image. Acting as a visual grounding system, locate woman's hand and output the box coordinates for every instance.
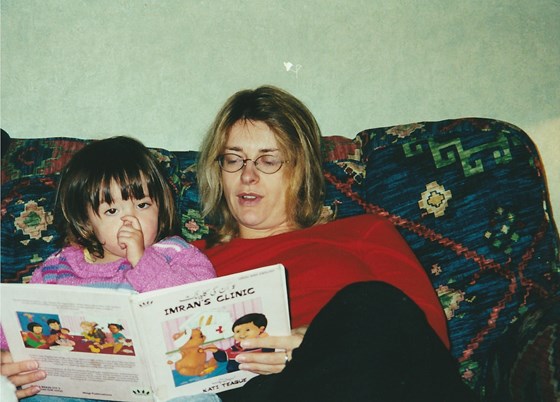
[235,326,307,375]
[0,350,46,399]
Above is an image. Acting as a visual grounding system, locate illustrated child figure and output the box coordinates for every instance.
[46,319,61,336]
[95,323,128,354]
[80,321,106,342]
[213,313,273,372]
[45,318,62,345]
[53,328,76,348]
[0,136,216,393]
[23,323,47,349]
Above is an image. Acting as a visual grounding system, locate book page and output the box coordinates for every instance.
[131,264,291,401]
[1,284,152,401]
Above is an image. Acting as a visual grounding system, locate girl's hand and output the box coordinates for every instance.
[1,350,46,399]
[235,326,307,375]
[118,216,145,267]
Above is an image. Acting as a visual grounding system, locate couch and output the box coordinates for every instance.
[2,118,559,401]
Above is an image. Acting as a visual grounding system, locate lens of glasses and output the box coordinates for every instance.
[218,154,286,174]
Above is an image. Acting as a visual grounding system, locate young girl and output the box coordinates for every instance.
[31,135,216,291]
[1,136,217,400]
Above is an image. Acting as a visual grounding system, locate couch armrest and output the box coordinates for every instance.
[482,301,560,401]
[348,118,560,396]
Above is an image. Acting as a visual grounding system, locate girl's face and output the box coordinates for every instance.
[87,179,159,263]
[221,120,292,239]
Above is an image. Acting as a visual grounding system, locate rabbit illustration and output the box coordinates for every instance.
[174,327,218,376]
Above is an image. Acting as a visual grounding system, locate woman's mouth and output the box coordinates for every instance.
[238,193,261,204]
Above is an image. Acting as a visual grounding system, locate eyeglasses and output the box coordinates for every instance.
[216,153,288,174]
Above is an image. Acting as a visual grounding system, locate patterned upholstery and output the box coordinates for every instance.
[1,118,558,401]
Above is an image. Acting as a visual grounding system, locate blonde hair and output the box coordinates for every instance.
[197,85,325,246]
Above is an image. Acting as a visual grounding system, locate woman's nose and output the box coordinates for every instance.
[240,160,259,183]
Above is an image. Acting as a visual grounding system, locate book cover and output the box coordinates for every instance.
[0,264,290,401]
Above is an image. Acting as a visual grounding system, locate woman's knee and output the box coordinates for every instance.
[335,281,412,306]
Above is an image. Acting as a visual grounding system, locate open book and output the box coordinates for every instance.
[0,264,290,401]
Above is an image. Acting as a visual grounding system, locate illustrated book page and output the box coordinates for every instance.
[0,263,290,401]
[132,263,290,400]
[0,284,151,401]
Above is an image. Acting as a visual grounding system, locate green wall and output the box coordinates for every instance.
[1,0,559,213]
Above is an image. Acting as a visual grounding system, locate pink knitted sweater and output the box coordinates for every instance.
[0,236,215,349]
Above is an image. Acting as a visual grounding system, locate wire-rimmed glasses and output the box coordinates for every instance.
[217,153,288,174]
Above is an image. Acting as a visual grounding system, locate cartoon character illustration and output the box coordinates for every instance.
[45,318,62,345]
[80,321,106,352]
[57,328,76,346]
[213,313,273,373]
[173,311,234,343]
[23,322,48,348]
[49,328,76,351]
[172,328,218,377]
[94,323,129,354]
[47,318,61,335]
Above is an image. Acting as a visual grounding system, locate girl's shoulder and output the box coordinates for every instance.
[32,245,84,283]
[43,245,84,263]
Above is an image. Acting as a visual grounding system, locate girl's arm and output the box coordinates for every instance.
[126,236,216,292]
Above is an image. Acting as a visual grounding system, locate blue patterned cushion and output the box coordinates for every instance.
[1,175,61,283]
[1,137,91,283]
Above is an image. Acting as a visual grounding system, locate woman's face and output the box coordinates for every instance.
[221,120,292,238]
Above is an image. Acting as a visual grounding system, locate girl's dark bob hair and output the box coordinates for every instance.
[56,136,177,258]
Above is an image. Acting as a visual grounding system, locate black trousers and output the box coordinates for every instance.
[219,281,477,402]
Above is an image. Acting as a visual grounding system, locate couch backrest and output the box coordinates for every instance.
[2,118,559,395]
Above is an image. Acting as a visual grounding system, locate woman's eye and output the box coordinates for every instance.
[261,156,280,166]
[224,155,242,165]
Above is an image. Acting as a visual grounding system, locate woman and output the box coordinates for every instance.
[194,85,475,401]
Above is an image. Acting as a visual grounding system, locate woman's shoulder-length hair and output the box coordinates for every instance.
[197,85,326,246]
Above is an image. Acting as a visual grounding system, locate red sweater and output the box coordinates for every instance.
[194,214,450,349]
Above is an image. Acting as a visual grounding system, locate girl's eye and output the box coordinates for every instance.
[137,201,152,209]
[104,208,118,216]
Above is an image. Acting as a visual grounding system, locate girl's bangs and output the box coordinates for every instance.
[95,169,151,207]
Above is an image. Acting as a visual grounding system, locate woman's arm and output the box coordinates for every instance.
[234,326,307,375]
[0,351,45,399]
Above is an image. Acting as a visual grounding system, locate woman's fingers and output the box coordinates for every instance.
[240,331,303,351]
[15,384,42,399]
[236,350,289,375]
[234,330,307,375]
[0,352,45,399]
